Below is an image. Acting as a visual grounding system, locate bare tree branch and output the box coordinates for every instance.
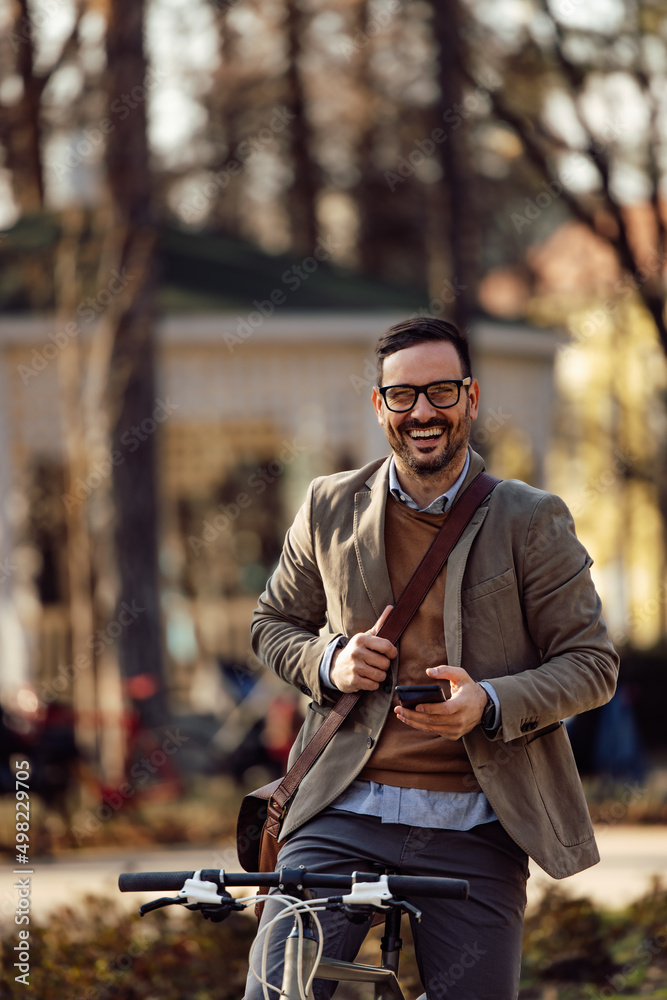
[534,0,667,347]
[33,2,85,99]
[0,0,84,211]
[468,62,667,352]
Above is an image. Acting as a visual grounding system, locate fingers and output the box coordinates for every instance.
[368,605,397,658]
[353,667,390,691]
[397,699,454,721]
[357,645,395,670]
[370,604,394,636]
[342,629,396,662]
[330,641,394,694]
[361,636,398,661]
[341,635,393,681]
[394,676,487,738]
[394,703,468,739]
[331,658,388,693]
[426,664,471,684]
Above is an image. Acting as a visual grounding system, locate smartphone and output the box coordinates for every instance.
[395,684,445,710]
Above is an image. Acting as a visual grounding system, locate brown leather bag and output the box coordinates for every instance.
[236,471,500,880]
[236,777,283,875]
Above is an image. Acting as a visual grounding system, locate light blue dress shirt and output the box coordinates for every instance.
[320,449,500,830]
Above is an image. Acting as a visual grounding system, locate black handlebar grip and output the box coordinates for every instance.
[387,875,469,900]
[118,871,195,892]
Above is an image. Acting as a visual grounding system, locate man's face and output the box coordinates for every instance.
[371,341,479,477]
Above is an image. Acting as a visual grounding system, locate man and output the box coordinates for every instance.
[245,317,618,1000]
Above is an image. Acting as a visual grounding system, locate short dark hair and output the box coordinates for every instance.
[375,317,472,386]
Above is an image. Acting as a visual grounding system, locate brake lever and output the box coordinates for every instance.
[139,896,187,916]
[387,898,422,923]
[191,899,246,923]
[327,902,386,924]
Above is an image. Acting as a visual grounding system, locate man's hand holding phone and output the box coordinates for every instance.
[395,665,488,740]
[395,684,446,710]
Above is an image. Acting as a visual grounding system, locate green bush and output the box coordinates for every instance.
[520,881,667,999]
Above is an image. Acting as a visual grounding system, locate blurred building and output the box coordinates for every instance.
[0,227,562,709]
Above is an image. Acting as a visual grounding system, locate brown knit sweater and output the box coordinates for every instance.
[359,494,479,792]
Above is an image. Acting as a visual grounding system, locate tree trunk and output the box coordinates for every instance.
[104,0,166,729]
[284,0,320,254]
[1,0,44,212]
[55,211,98,763]
[351,1,430,286]
[208,10,246,236]
[430,0,478,333]
[351,0,383,275]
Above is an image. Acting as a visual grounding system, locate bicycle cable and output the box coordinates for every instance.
[259,896,326,1000]
[245,893,327,1000]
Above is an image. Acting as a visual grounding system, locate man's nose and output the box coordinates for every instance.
[410,390,439,420]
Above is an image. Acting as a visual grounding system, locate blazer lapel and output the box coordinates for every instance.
[443,506,489,666]
[353,456,394,619]
[443,447,491,666]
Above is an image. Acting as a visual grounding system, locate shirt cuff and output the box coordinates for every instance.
[319,636,347,690]
[479,681,501,732]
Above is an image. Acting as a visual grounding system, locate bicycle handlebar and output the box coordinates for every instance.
[118,869,468,900]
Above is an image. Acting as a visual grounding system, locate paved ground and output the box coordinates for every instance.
[2,825,665,926]
[526,824,666,907]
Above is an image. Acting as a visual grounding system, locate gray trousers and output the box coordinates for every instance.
[244,809,529,1000]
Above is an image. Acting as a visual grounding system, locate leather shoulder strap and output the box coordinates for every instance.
[265,470,501,831]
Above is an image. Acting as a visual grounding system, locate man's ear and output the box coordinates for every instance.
[468,378,480,420]
[371,386,385,426]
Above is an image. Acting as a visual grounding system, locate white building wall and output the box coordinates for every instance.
[0,312,561,510]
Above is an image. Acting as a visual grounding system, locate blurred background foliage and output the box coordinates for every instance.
[0,883,665,999]
[0,0,667,853]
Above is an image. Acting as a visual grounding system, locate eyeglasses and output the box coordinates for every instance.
[377,378,472,412]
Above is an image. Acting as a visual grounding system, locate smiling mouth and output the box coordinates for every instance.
[407,428,444,440]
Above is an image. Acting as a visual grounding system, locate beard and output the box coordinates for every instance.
[385,398,471,478]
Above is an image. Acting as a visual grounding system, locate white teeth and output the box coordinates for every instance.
[409,429,442,439]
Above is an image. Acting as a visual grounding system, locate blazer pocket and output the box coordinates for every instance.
[524,720,563,744]
[461,567,516,604]
[525,725,595,847]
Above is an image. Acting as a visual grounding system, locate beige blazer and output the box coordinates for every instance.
[251,449,619,878]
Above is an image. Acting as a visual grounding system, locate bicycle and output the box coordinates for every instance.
[118,866,469,1000]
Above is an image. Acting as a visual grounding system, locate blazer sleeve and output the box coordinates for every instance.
[489,492,619,742]
[250,479,344,705]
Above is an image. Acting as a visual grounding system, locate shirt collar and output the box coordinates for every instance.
[389,450,471,514]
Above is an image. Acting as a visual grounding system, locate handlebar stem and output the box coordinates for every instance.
[380,905,404,974]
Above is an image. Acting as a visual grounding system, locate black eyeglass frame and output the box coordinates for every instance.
[377,377,472,412]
